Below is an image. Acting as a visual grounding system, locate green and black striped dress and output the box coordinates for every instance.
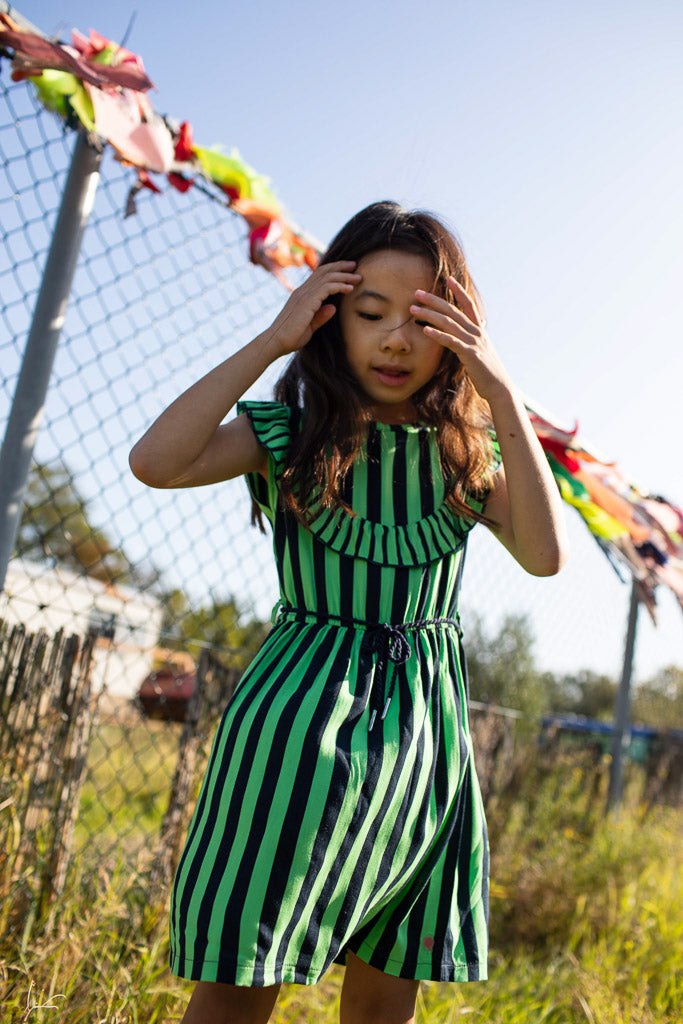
[170,401,498,987]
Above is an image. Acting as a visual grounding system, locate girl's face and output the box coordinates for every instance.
[339,249,445,424]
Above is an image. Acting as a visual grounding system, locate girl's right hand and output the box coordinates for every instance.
[266,261,361,356]
[129,263,360,490]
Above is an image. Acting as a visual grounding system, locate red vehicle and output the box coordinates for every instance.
[137,665,196,722]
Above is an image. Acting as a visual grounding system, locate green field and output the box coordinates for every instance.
[1,730,680,1023]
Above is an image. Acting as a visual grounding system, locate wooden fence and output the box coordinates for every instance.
[0,617,680,941]
[0,619,97,931]
[0,619,237,938]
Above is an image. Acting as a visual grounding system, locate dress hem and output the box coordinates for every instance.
[169,953,488,987]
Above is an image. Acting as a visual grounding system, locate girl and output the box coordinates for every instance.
[130,201,568,1024]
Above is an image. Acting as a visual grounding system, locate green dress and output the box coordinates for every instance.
[170,401,497,986]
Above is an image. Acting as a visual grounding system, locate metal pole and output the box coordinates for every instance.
[607,579,640,811]
[0,131,101,591]
[0,3,43,34]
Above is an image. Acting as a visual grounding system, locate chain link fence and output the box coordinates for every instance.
[0,66,304,915]
[1,60,681,935]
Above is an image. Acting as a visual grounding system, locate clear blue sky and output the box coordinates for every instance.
[15,0,683,675]
[23,0,683,491]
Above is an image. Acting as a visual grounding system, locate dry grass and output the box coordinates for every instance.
[1,744,680,1022]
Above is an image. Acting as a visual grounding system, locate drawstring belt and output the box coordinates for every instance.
[274,604,463,731]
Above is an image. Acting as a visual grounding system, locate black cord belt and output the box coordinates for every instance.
[274,604,463,731]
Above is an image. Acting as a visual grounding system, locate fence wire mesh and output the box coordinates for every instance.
[1,65,681,932]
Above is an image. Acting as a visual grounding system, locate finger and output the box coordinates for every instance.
[422,323,476,348]
[311,262,360,285]
[411,295,474,334]
[292,275,358,317]
[445,276,484,325]
[315,274,361,300]
[312,267,362,286]
[420,324,478,355]
[318,260,358,271]
[310,303,337,332]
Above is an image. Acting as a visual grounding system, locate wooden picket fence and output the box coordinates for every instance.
[0,617,237,937]
[0,619,97,930]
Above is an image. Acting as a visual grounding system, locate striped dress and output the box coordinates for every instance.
[169,401,496,987]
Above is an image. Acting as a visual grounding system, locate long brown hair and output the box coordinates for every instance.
[274,201,496,525]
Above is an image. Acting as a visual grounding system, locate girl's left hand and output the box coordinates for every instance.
[411,276,512,404]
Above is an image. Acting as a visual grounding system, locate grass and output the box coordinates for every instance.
[1,741,681,1023]
[75,716,183,855]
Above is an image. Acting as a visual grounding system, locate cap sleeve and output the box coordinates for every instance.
[236,400,294,520]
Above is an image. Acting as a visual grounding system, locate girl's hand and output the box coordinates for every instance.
[412,276,569,576]
[410,276,513,404]
[266,261,361,357]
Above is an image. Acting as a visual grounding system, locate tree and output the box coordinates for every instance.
[13,459,153,586]
[161,592,270,674]
[547,668,618,720]
[631,665,683,730]
[465,613,548,723]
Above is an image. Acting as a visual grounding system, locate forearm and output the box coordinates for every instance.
[488,385,569,576]
[129,329,281,486]
[129,261,361,488]
[411,274,568,574]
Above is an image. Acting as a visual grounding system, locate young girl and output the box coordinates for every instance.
[130,201,568,1024]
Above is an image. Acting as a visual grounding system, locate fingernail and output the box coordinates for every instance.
[415,289,426,298]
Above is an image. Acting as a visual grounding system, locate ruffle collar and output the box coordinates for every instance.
[238,400,482,566]
[302,496,473,567]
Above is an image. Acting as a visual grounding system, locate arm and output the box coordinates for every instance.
[480,390,568,576]
[411,279,569,576]
[129,261,361,488]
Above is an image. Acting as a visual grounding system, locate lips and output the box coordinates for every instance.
[372,365,410,386]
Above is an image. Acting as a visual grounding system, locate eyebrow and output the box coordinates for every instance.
[354,289,388,302]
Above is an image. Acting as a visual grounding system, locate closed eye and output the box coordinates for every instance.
[358,312,382,321]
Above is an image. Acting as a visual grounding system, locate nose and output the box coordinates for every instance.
[381,317,412,352]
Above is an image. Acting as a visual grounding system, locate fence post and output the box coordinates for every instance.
[0,130,101,591]
[607,579,640,811]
